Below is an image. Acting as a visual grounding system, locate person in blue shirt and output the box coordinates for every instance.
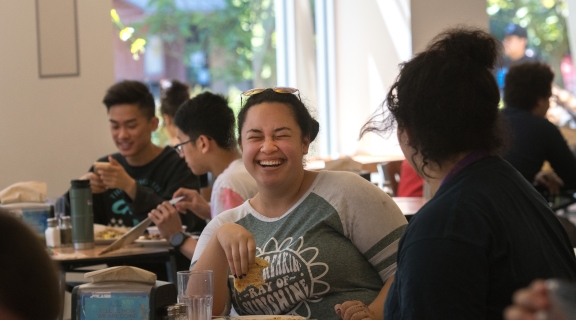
[494,23,538,93]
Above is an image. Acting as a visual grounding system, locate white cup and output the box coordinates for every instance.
[178,270,213,320]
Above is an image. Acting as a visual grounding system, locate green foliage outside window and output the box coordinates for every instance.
[488,0,570,87]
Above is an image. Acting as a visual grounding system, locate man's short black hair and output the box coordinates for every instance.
[102,80,156,118]
[174,91,237,150]
[160,80,190,118]
[504,62,554,111]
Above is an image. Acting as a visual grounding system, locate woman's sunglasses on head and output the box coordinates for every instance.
[240,87,301,105]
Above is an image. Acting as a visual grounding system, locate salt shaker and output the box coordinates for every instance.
[165,305,178,320]
[175,303,187,320]
[45,218,61,247]
[59,216,73,247]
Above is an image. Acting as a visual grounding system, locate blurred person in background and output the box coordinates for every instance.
[159,79,210,193]
[495,23,538,92]
[160,79,190,146]
[503,62,576,246]
[149,92,258,260]
[362,27,576,319]
[0,209,61,320]
[502,62,576,193]
[396,159,424,197]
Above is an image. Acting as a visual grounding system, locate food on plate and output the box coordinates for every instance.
[94,226,128,239]
[138,233,164,240]
[234,257,269,292]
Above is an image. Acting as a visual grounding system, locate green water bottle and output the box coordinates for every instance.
[70,179,94,250]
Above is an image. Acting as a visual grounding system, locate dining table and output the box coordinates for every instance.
[52,242,178,284]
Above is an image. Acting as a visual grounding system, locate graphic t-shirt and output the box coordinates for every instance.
[192,170,408,319]
[66,147,205,232]
[210,159,259,218]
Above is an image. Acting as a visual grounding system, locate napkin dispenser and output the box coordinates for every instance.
[0,202,52,239]
[71,266,176,320]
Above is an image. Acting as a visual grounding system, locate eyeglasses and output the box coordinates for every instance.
[240,87,300,105]
[173,140,191,155]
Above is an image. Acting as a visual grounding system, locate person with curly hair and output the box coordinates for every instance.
[361,27,576,319]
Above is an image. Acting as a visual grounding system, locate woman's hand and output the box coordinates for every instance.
[335,300,378,320]
[214,223,256,279]
[504,280,551,320]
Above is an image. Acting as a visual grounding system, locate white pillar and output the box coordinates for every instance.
[275,0,320,154]
[332,0,411,157]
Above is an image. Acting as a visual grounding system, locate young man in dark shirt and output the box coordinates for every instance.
[68,80,205,233]
[502,62,576,192]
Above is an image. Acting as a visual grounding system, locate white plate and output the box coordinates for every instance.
[147,225,186,235]
[95,238,116,245]
[134,238,168,246]
[134,234,200,246]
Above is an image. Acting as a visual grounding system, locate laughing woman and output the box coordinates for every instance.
[191,88,408,320]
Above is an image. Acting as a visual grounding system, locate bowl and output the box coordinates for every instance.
[147,225,186,235]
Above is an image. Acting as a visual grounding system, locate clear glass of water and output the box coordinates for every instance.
[178,270,213,320]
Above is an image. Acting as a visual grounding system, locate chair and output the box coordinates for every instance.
[377,160,403,196]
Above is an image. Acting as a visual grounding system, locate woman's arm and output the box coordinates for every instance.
[335,275,395,320]
[192,231,230,315]
[191,223,256,316]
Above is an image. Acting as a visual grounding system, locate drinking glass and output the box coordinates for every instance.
[178,270,213,320]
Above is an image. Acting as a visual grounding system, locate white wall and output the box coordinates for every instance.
[411,0,489,54]
[0,1,115,197]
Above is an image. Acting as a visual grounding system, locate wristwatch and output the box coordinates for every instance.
[169,232,190,251]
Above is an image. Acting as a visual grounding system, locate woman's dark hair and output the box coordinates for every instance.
[504,62,554,111]
[102,80,156,119]
[361,27,505,173]
[0,209,61,320]
[160,80,190,117]
[174,91,237,150]
[237,89,319,144]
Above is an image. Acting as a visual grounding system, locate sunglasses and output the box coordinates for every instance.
[240,87,301,105]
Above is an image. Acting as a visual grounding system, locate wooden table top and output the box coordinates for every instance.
[392,197,427,216]
[52,243,172,262]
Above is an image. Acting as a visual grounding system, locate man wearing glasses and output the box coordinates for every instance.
[65,80,205,235]
[148,91,258,260]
